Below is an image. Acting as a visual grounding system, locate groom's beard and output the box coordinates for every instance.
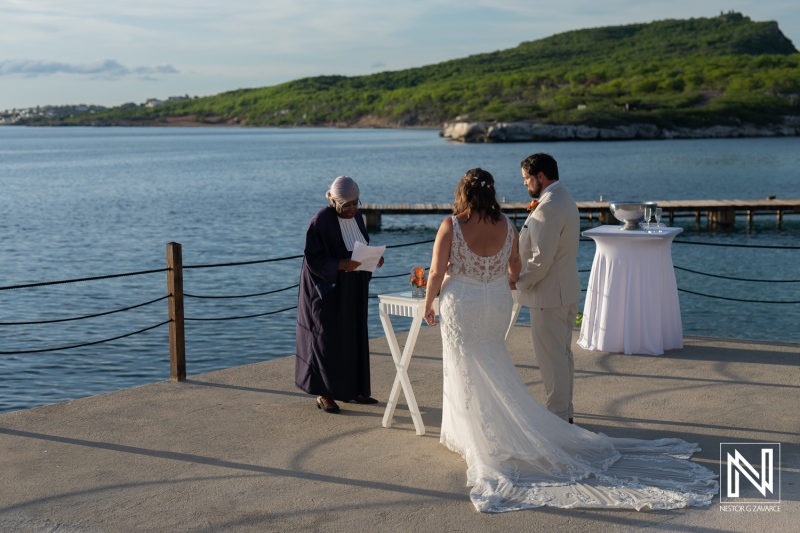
[528,182,542,199]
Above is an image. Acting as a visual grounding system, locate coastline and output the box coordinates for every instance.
[7,114,800,142]
[440,118,800,143]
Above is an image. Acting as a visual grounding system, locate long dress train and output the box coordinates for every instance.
[438,215,718,512]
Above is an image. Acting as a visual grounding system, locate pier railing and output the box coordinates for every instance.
[361,198,800,229]
[1,234,798,386]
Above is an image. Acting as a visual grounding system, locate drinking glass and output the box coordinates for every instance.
[654,208,663,232]
[642,206,652,231]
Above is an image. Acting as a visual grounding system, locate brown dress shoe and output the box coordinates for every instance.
[316,396,340,413]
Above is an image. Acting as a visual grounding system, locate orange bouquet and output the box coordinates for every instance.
[410,266,427,288]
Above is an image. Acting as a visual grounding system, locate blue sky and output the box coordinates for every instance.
[1,1,798,110]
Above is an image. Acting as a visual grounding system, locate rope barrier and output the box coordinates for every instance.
[0,236,796,357]
[372,272,411,279]
[678,288,800,304]
[181,239,436,271]
[0,268,168,291]
[372,266,429,280]
[185,305,297,322]
[674,265,800,283]
[384,238,435,249]
[0,320,170,355]
[375,268,593,279]
[580,237,800,250]
[0,295,169,326]
[184,255,303,270]
[185,284,299,299]
[672,239,800,250]
[1,237,793,292]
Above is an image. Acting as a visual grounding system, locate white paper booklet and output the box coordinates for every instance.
[351,241,386,272]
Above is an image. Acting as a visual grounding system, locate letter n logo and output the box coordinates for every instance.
[720,443,781,504]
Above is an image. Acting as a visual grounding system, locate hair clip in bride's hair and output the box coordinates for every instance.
[480,180,485,186]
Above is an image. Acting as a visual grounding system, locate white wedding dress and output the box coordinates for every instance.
[438,215,718,513]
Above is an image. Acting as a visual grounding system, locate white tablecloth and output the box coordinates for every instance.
[578,225,683,355]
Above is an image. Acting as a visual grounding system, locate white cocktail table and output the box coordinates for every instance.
[378,290,520,436]
[578,225,683,355]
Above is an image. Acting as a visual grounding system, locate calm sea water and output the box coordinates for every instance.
[1,127,798,414]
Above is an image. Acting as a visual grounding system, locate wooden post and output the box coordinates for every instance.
[363,210,382,231]
[599,211,614,225]
[166,242,186,381]
[709,208,735,225]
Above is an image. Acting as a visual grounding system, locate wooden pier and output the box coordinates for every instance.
[361,198,800,230]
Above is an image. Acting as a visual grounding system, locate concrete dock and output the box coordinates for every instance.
[1,327,797,532]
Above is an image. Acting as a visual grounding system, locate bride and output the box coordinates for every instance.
[422,168,718,513]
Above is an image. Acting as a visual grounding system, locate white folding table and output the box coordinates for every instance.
[378,290,520,436]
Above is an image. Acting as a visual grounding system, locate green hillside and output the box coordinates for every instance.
[68,12,800,128]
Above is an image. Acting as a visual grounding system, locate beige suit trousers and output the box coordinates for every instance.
[530,302,578,421]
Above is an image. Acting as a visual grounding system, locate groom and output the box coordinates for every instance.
[515,153,581,424]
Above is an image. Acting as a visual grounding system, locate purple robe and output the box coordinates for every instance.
[295,205,372,401]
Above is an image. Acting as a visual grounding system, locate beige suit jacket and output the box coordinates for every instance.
[517,182,582,308]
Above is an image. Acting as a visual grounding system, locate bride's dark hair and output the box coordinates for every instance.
[452,168,501,223]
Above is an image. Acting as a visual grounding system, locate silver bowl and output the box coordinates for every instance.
[608,201,658,230]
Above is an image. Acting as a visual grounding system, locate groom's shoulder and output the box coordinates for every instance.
[551,183,577,204]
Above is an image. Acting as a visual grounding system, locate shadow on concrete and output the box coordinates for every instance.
[0,427,467,507]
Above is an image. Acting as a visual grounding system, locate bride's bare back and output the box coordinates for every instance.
[454,212,509,257]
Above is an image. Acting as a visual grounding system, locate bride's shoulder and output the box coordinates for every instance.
[502,213,518,234]
[437,215,455,235]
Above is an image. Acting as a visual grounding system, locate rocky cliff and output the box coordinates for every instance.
[440,117,800,142]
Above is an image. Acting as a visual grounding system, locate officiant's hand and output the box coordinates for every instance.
[377,256,384,268]
[338,259,361,272]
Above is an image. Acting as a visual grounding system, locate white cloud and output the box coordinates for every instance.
[0,59,179,80]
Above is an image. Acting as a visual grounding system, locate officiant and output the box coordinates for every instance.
[295,175,384,414]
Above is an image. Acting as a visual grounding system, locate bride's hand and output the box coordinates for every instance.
[424,306,438,326]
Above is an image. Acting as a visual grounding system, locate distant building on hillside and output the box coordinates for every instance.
[144,98,164,107]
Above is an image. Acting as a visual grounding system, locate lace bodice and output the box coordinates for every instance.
[448,215,513,283]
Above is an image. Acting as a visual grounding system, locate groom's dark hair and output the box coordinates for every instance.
[521,153,559,181]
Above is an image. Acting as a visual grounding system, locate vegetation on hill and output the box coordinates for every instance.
[40,12,800,129]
